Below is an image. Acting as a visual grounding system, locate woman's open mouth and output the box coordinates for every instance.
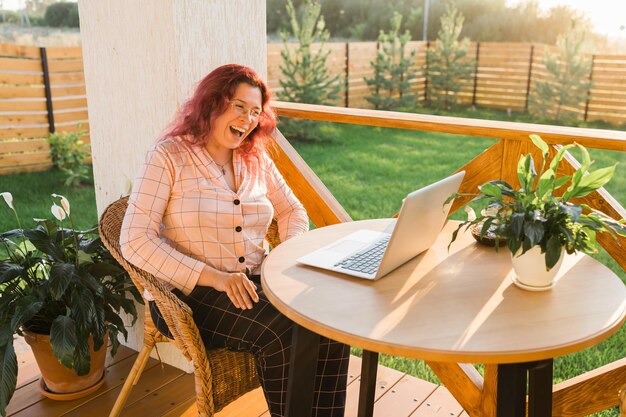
[230,126,246,138]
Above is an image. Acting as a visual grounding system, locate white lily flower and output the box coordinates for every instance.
[51,203,67,221]
[51,193,70,215]
[1,192,14,210]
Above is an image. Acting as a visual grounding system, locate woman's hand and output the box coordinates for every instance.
[199,267,259,309]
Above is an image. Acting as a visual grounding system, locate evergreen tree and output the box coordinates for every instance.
[529,25,592,121]
[278,0,340,141]
[426,4,474,110]
[278,0,341,105]
[365,12,418,110]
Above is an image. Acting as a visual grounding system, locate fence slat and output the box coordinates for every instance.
[0,126,49,139]
[0,139,50,154]
[0,99,47,112]
[0,57,42,71]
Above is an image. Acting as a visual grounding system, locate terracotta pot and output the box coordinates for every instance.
[23,329,108,400]
[511,245,565,290]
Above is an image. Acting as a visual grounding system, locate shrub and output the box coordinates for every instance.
[47,129,90,187]
[44,2,79,28]
[365,12,418,110]
[426,4,475,110]
[278,0,341,141]
[529,25,593,121]
[0,10,19,24]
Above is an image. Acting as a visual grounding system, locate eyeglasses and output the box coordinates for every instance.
[229,100,263,121]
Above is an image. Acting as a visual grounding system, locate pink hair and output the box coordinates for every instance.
[160,64,276,160]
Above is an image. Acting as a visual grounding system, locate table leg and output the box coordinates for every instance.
[285,324,320,417]
[497,360,554,417]
[357,350,379,417]
[496,363,527,417]
[528,359,553,417]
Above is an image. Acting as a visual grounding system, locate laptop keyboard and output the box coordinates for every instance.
[334,235,390,275]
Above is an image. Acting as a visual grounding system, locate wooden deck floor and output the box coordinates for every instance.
[8,337,466,417]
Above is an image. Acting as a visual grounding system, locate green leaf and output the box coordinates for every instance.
[76,250,93,266]
[549,144,575,172]
[523,221,544,246]
[0,263,24,286]
[70,286,96,334]
[553,175,571,190]
[22,228,64,261]
[50,316,77,370]
[49,263,77,300]
[478,183,502,198]
[0,342,17,417]
[10,297,43,333]
[536,168,555,198]
[507,238,522,258]
[509,212,525,239]
[545,236,563,270]
[72,337,90,376]
[559,203,582,222]
[567,165,616,199]
[517,154,536,190]
[530,134,549,158]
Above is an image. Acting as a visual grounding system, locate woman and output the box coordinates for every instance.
[119,64,349,417]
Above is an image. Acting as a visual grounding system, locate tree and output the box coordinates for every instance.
[426,4,474,109]
[529,25,593,121]
[278,0,340,140]
[365,12,418,110]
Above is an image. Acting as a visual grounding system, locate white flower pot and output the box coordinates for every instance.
[511,245,565,290]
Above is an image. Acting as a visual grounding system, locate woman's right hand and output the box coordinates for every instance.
[199,267,259,309]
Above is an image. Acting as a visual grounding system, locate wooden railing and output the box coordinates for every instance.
[269,100,626,417]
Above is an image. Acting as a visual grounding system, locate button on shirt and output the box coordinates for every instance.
[119,138,309,298]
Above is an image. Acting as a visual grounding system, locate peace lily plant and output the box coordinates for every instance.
[0,192,141,415]
[448,134,626,271]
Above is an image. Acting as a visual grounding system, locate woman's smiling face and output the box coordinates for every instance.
[208,82,263,152]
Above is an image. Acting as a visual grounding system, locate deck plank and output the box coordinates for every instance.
[7,348,466,417]
[409,386,464,417]
[63,358,188,416]
[373,374,439,417]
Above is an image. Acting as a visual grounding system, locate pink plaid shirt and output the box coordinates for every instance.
[120,138,309,297]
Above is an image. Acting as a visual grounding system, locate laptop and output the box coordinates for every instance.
[296,171,465,280]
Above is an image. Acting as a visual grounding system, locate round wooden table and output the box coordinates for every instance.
[262,219,626,417]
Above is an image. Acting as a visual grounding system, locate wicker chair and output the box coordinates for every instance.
[99,196,281,417]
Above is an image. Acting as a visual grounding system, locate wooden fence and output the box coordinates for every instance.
[0,43,88,175]
[2,41,626,174]
[267,41,626,126]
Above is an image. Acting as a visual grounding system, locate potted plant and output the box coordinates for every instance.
[0,192,142,414]
[448,134,626,290]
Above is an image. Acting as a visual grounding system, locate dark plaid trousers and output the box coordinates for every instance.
[149,276,350,417]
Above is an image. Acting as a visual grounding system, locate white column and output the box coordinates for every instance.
[78,0,267,370]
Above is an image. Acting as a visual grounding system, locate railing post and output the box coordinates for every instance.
[524,44,535,111]
[40,46,55,134]
[344,42,349,108]
[472,42,480,106]
[584,54,596,122]
[424,41,430,105]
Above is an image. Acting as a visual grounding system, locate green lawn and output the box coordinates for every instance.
[1,117,625,416]
[0,168,97,232]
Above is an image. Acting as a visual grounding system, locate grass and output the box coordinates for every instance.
[0,167,98,232]
[2,108,625,416]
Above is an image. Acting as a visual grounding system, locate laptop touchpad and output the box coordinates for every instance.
[328,240,364,255]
